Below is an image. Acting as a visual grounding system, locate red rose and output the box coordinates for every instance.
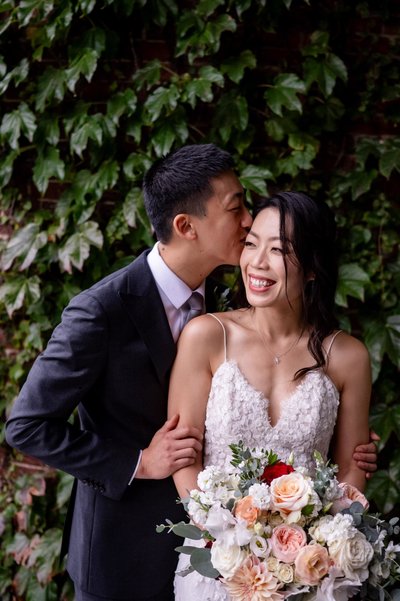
[261,461,295,485]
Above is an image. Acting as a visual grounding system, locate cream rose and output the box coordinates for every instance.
[277,563,295,584]
[270,524,307,563]
[270,472,313,522]
[330,482,370,515]
[210,541,248,579]
[294,543,331,585]
[329,531,374,582]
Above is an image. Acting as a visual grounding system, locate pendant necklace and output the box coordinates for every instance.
[256,321,303,366]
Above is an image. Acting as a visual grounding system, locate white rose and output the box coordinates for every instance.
[204,504,236,537]
[329,531,374,581]
[266,556,279,572]
[210,541,247,578]
[277,562,294,584]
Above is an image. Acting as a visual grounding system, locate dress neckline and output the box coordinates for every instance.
[212,360,339,429]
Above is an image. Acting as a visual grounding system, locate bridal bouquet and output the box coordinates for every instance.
[158,442,400,600]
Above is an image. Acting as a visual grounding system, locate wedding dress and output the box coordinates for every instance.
[174,315,340,601]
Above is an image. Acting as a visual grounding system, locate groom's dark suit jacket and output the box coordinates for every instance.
[6,250,215,599]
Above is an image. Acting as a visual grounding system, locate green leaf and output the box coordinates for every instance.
[264,73,306,116]
[35,67,67,112]
[221,49,256,83]
[304,54,347,96]
[0,57,29,95]
[151,109,189,156]
[132,59,162,91]
[70,115,103,157]
[123,153,152,182]
[369,403,400,446]
[0,102,36,149]
[33,147,65,194]
[58,221,104,273]
[366,463,400,514]
[190,547,220,578]
[56,473,74,509]
[386,314,400,367]
[197,0,225,18]
[107,88,137,125]
[144,84,180,121]
[35,115,60,146]
[29,528,63,585]
[184,78,215,109]
[335,263,370,307]
[1,223,48,271]
[379,146,400,179]
[240,164,273,195]
[65,48,99,93]
[350,170,378,200]
[214,91,248,143]
[17,0,54,27]
[0,275,41,317]
[77,0,96,14]
[0,149,18,186]
[123,188,143,228]
[169,521,204,539]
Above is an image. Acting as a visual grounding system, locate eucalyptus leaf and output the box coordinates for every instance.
[190,548,219,578]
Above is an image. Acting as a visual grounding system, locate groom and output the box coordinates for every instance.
[6,144,377,601]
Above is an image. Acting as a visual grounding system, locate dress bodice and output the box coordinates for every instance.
[204,360,340,475]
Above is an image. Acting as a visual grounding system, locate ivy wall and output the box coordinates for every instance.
[0,0,399,599]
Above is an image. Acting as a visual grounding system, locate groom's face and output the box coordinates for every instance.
[191,171,252,269]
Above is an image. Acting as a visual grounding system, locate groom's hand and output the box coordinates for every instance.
[353,429,380,479]
[136,414,203,479]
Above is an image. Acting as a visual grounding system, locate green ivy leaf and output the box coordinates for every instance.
[123,153,152,182]
[366,462,400,514]
[70,115,103,157]
[0,149,18,186]
[196,0,225,18]
[151,109,189,156]
[239,165,273,195]
[132,59,162,91]
[123,188,143,228]
[107,88,137,125]
[1,223,48,271]
[29,528,63,585]
[144,84,180,122]
[58,221,104,273]
[77,0,96,14]
[0,102,37,149]
[0,275,41,317]
[386,314,400,367]
[221,49,256,83]
[65,48,99,93]
[214,91,248,143]
[303,54,347,96]
[0,57,29,95]
[16,0,54,27]
[335,263,370,307]
[350,170,378,200]
[33,147,65,194]
[264,73,306,116]
[369,403,400,446]
[56,472,74,509]
[379,146,400,179]
[35,67,67,112]
[35,115,60,146]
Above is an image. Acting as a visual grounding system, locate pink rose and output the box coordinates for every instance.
[330,482,369,515]
[234,496,259,526]
[294,544,331,585]
[270,524,307,563]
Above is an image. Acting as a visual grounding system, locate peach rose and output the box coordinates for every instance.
[270,524,307,563]
[270,472,313,522]
[234,496,259,526]
[294,543,331,585]
[330,482,370,515]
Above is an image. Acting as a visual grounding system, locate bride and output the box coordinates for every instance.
[168,191,371,601]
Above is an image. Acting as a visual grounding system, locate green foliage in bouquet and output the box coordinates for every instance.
[0,0,399,597]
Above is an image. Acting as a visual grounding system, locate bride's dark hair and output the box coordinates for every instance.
[253,191,339,379]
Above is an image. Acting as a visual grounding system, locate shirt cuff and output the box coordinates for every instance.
[128,450,143,485]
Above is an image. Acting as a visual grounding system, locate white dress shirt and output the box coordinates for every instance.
[129,244,205,483]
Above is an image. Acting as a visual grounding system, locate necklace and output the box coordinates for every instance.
[256,321,303,366]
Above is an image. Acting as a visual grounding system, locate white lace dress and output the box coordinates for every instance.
[174,317,340,601]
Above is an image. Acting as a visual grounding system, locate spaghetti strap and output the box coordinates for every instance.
[207,313,227,362]
[326,330,342,357]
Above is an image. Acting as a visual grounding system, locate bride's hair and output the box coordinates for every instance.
[254,191,339,379]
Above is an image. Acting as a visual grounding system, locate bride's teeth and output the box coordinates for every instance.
[250,277,271,287]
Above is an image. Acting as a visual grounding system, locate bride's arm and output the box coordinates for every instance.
[329,334,371,492]
[168,316,219,499]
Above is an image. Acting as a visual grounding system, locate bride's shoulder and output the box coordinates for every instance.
[324,330,371,379]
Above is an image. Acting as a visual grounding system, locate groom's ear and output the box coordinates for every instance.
[172,214,197,240]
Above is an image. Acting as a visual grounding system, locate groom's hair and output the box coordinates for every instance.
[143,143,234,243]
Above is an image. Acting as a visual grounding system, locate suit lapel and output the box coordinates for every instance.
[119,251,176,383]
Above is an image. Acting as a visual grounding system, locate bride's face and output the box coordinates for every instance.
[240,207,305,310]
